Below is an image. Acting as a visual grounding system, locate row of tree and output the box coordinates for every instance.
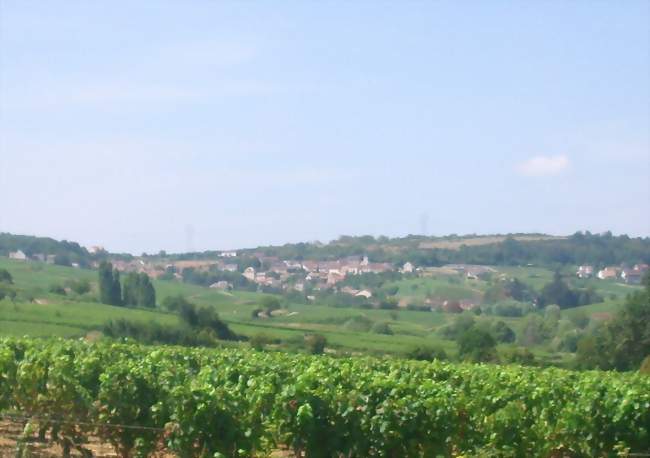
[98,262,156,307]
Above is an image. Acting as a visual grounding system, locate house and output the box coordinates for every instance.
[401,262,414,273]
[220,251,237,258]
[340,286,359,296]
[360,262,392,274]
[576,265,594,279]
[8,250,27,261]
[634,264,649,274]
[210,281,232,290]
[597,267,618,280]
[222,264,238,272]
[459,299,478,311]
[621,269,643,285]
[293,283,305,292]
[355,290,372,299]
[46,254,57,264]
[327,271,345,286]
[243,267,256,281]
[300,260,319,272]
[32,253,46,262]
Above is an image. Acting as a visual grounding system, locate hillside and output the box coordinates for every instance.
[0,255,642,365]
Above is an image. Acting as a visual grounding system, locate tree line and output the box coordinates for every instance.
[98,261,155,307]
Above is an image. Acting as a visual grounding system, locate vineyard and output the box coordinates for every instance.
[0,338,648,457]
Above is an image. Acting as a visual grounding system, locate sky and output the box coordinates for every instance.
[0,1,649,254]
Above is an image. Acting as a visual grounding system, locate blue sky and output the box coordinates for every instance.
[0,1,648,253]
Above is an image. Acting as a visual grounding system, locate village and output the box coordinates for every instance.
[7,246,649,303]
[576,263,649,285]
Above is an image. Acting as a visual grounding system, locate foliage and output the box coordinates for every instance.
[0,268,13,284]
[65,278,91,295]
[48,284,66,295]
[181,267,253,291]
[304,334,327,354]
[491,320,516,343]
[5,338,648,457]
[177,301,240,341]
[458,327,498,362]
[370,321,393,335]
[240,231,650,268]
[0,232,94,266]
[161,295,192,312]
[404,345,448,361]
[518,314,555,347]
[260,296,282,314]
[575,274,650,371]
[122,272,156,308]
[538,272,602,309]
[439,313,475,340]
[483,300,533,317]
[102,319,222,347]
[640,356,650,375]
[500,347,537,366]
[98,262,122,306]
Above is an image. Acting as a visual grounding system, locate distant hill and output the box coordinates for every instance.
[0,232,97,267]
[2,231,649,269]
[157,232,650,268]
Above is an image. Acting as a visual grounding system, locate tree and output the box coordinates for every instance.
[439,313,476,340]
[538,272,578,308]
[122,272,156,308]
[162,295,192,312]
[492,320,516,343]
[122,273,139,306]
[371,322,393,335]
[500,347,536,366]
[53,254,72,267]
[261,296,281,315]
[518,314,553,346]
[305,334,326,354]
[139,274,156,308]
[404,345,447,361]
[575,274,650,371]
[99,261,122,306]
[0,268,13,284]
[67,278,90,295]
[458,328,497,363]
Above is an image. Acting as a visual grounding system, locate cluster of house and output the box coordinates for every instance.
[577,264,648,285]
[236,256,403,294]
[100,252,412,296]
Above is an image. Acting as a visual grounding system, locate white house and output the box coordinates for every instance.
[210,281,232,290]
[243,267,256,281]
[576,265,594,279]
[220,251,237,258]
[597,267,618,280]
[355,290,373,299]
[9,250,27,261]
[401,262,415,273]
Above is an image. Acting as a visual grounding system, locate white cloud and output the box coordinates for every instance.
[516,155,570,177]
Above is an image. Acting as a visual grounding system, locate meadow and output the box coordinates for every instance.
[0,257,639,361]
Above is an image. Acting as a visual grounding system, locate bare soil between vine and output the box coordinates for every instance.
[0,419,294,457]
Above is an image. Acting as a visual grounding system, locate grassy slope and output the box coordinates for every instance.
[0,258,454,354]
[0,258,640,357]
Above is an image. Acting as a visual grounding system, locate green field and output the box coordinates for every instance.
[0,258,641,360]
